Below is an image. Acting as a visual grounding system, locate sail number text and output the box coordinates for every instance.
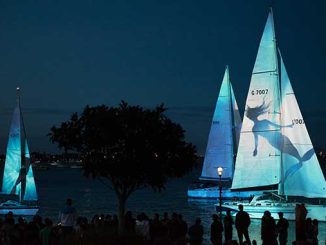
[292,119,304,125]
[251,89,268,95]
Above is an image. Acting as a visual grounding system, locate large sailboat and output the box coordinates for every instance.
[188,66,259,199]
[218,9,326,221]
[0,87,39,215]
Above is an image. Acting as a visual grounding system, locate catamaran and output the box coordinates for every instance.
[188,66,260,199]
[217,9,326,221]
[0,87,39,215]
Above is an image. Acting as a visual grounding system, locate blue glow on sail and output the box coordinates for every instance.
[200,66,240,180]
[23,140,38,201]
[280,53,326,197]
[230,85,241,151]
[232,10,281,190]
[2,105,21,195]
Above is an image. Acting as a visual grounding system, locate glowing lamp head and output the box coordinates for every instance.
[16,87,20,92]
[217,167,223,177]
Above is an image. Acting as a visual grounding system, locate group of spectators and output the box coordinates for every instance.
[0,199,321,245]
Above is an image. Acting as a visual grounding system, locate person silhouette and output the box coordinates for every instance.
[224,210,234,244]
[210,214,223,245]
[261,210,277,245]
[235,205,251,245]
[276,212,289,245]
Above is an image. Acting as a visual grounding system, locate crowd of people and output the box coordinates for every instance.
[0,199,320,245]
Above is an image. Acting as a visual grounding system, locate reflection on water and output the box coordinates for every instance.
[35,168,326,244]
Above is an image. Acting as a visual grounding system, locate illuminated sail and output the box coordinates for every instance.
[200,66,241,180]
[1,88,38,202]
[23,140,38,201]
[231,85,241,153]
[232,11,281,190]
[2,103,22,195]
[280,54,326,197]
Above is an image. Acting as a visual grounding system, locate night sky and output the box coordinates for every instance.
[0,0,325,153]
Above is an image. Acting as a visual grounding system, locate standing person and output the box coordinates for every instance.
[223,210,234,244]
[235,204,251,245]
[295,203,307,242]
[58,198,77,244]
[276,212,289,245]
[40,218,53,245]
[312,219,318,245]
[261,211,277,245]
[210,214,223,245]
[305,218,313,244]
[188,218,204,245]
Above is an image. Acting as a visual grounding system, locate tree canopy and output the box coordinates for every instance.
[49,102,197,233]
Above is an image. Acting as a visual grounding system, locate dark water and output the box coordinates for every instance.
[35,167,326,244]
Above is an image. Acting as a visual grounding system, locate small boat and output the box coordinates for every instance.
[221,193,326,221]
[0,200,39,216]
[188,66,261,199]
[217,8,326,221]
[0,87,39,215]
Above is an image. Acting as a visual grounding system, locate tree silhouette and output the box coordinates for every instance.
[49,101,197,234]
[48,112,81,162]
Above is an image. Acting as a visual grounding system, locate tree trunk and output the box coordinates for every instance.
[117,195,126,235]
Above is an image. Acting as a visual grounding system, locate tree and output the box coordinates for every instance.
[49,102,197,234]
[48,113,81,162]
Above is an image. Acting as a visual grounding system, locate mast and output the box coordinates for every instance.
[17,87,27,202]
[16,87,38,201]
[16,87,23,202]
[277,49,285,196]
[267,7,284,196]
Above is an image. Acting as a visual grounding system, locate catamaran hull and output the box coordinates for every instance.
[217,203,326,222]
[0,207,39,216]
[187,187,262,199]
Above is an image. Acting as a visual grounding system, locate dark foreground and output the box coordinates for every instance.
[0,209,322,245]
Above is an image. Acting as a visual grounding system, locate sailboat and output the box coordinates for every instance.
[218,9,326,221]
[0,87,39,215]
[188,66,260,199]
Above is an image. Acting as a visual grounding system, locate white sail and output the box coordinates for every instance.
[200,66,239,180]
[231,85,241,151]
[2,88,38,202]
[23,140,38,201]
[232,11,282,190]
[280,54,326,197]
[2,103,22,195]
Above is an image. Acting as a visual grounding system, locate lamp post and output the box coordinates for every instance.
[217,167,223,223]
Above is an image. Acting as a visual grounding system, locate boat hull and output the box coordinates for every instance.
[188,187,262,199]
[0,207,39,216]
[217,202,326,221]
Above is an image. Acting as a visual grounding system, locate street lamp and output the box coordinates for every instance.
[217,166,223,223]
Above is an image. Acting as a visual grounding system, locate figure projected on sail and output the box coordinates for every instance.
[245,100,314,182]
[220,8,326,221]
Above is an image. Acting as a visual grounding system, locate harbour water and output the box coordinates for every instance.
[35,167,326,244]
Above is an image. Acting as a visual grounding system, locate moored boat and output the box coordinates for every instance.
[217,8,326,221]
[0,87,39,215]
[188,66,246,199]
